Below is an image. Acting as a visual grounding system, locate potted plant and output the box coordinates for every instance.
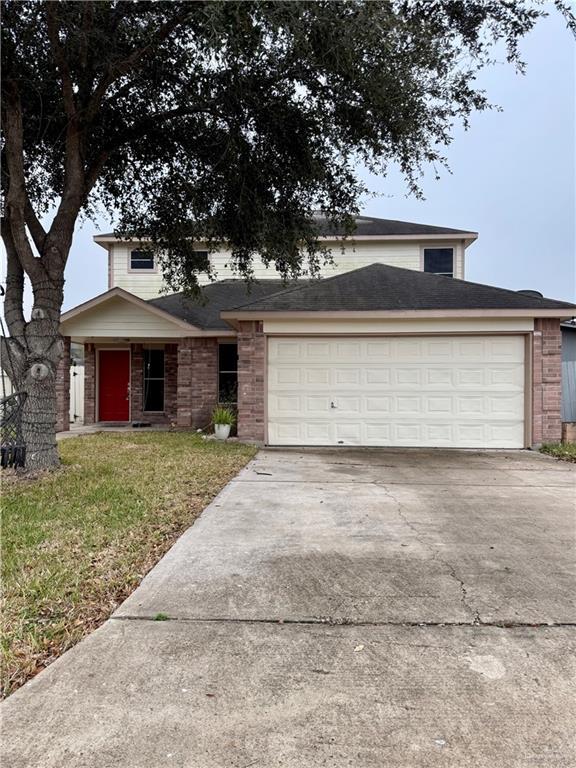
[212,405,236,440]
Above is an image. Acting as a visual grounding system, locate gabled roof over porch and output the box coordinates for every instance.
[60,287,234,341]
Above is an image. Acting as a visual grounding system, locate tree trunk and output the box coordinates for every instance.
[1,279,65,472]
[19,353,61,471]
[2,337,64,472]
[21,289,65,471]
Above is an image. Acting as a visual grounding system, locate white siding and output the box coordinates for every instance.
[110,244,165,299]
[61,296,190,339]
[109,240,465,299]
[205,242,423,282]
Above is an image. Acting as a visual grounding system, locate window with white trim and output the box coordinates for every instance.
[423,248,454,277]
[143,349,164,411]
[218,343,237,403]
[130,250,154,270]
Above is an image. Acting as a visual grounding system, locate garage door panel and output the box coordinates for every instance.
[304,368,330,385]
[306,422,332,442]
[366,368,391,385]
[334,368,361,385]
[268,335,525,448]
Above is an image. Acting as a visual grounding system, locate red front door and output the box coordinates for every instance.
[98,350,130,421]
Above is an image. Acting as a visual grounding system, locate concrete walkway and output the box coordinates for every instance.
[2,448,575,767]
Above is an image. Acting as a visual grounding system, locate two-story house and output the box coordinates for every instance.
[59,216,574,448]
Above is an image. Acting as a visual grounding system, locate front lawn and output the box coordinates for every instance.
[1,432,256,698]
[540,442,576,463]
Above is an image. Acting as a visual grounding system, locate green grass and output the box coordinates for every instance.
[540,442,576,463]
[1,432,256,697]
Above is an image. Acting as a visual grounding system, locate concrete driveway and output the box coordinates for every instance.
[2,448,575,767]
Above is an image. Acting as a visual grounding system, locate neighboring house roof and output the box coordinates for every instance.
[148,280,304,331]
[93,216,477,246]
[221,263,576,315]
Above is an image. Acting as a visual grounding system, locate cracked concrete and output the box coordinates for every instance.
[379,483,482,624]
[2,448,575,767]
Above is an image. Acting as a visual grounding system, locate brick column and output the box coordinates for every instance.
[191,339,218,428]
[130,343,143,421]
[237,321,265,442]
[165,344,178,423]
[83,343,96,425]
[532,319,562,444]
[56,336,71,433]
[177,340,194,427]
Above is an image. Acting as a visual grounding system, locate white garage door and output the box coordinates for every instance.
[267,335,526,448]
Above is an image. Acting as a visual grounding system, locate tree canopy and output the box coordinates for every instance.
[4,0,573,289]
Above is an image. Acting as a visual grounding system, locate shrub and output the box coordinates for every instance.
[212,405,236,426]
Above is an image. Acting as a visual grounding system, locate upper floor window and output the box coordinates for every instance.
[130,250,154,270]
[424,248,453,277]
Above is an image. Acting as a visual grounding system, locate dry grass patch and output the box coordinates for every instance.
[1,432,256,697]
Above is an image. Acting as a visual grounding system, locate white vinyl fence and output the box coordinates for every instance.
[69,362,84,424]
[1,364,84,425]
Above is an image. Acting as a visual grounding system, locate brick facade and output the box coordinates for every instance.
[55,336,71,433]
[237,321,266,442]
[176,338,218,428]
[532,319,562,445]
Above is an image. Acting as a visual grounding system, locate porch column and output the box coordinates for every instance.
[237,321,265,442]
[130,343,144,421]
[190,339,218,429]
[55,336,71,433]
[164,344,178,423]
[176,339,194,427]
[176,338,219,429]
[83,343,96,425]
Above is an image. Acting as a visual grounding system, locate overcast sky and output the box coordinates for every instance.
[14,9,575,313]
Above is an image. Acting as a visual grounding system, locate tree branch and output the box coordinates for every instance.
[84,7,191,121]
[0,217,26,342]
[84,103,218,190]
[45,3,77,122]
[2,83,46,283]
[24,197,47,255]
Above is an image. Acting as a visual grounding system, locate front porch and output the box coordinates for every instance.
[56,323,266,442]
[80,338,227,431]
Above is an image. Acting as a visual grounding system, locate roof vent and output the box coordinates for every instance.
[517,289,543,298]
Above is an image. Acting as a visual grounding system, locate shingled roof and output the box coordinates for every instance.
[94,215,476,243]
[148,279,304,330]
[316,215,475,238]
[223,263,576,314]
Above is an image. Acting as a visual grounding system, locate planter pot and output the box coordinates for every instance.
[214,423,231,440]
